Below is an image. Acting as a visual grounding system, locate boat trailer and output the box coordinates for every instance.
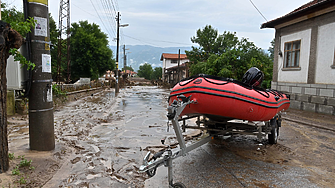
[139,95,281,188]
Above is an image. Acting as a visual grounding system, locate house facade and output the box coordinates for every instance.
[261,0,335,115]
[160,53,189,85]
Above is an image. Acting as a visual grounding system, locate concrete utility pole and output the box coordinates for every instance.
[123,44,126,71]
[115,12,128,96]
[178,49,180,82]
[25,0,55,151]
[115,12,120,96]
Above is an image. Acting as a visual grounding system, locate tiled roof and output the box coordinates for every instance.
[160,53,188,61]
[261,0,334,28]
[124,69,137,74]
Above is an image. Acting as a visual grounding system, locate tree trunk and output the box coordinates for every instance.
[0,21,23,173]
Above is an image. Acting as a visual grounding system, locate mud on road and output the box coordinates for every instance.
[149,109,335,188]
[1,86,335,188]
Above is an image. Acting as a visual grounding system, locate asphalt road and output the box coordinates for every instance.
[8,85,331,188]
[144,92,335,188]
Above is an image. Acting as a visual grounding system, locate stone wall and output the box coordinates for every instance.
[272,81,335,115]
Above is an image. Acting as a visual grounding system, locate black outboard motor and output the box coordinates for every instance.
[242,67,264,87]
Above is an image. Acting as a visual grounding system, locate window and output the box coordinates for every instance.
[284,40,301,68]
[171,60,177,64]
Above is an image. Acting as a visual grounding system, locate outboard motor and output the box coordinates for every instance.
[242,67,264,87]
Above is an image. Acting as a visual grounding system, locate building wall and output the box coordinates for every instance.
[278,29,311,83]
[163,59,189,70]
[162,58,189,79]
[272,10,335,115]
[272,81,335,115]
[273,10,335,85]
[316,22,335,84]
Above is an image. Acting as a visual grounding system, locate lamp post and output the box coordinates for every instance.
[115,12,128,96]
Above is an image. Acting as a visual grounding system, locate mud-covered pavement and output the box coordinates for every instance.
[2,86,335,188]
[147,110,335,188]
[46,86,198,187]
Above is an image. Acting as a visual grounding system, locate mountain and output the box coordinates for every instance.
[110,45,192,71]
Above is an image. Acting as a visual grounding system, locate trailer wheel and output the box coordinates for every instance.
[172,182,186,188]
[268,126,279,144]
[146,166,157,177]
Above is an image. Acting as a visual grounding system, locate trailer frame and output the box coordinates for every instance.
[139,95,281,187]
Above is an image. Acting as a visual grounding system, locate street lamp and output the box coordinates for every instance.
[115,12,128,96]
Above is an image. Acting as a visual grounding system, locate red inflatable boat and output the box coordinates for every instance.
[168,74,290,121]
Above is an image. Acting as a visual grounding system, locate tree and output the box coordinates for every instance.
[0,3,31,172]
[187,25,273,88]
[122,65,134,72]
[49,14,61,81]
[137,63,153,80]
[186,25,239,64]
[151,67,162,80]
[268,38,275,62]
[70,21,115,81]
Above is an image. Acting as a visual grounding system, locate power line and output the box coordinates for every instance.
[249,0,267,21]
[98,0,117,37]
[89,0,115,39]
[72,3,97,18]
[122,34,191,47]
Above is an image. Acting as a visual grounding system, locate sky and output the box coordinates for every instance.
[3,0,310,50]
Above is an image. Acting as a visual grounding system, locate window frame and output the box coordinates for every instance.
[284,40,301,68]
[171,60,177,64]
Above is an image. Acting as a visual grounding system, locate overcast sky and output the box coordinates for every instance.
[4,0,310,50]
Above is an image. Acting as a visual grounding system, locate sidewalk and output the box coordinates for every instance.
[283,108,335,131]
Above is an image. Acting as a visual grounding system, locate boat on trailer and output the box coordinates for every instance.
[168,74,290,122]
[140,68,290,187]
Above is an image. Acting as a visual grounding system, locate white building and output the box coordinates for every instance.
[160,53,189,84]
[261,0,335,115]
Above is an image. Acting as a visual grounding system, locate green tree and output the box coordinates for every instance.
[49,14,61,81]
[70,20,115,81]
[187,25,273,88]
[268,38,275,62]
[137,63,153,80]
[186,25,239,64]
[0,3,33,172]
[151,67,162,80]
[122,65,134,72]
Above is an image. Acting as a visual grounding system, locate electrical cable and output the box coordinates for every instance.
[99,0,117,36]
[122,34,191,47]
[249,0,268,21]
[89,0,115,39]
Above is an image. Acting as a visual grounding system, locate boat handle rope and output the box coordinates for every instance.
[177,74,288,100]
[178,77,197,87]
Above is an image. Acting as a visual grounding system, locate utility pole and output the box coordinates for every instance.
[115,12,120,96]
[25,0,55,151]
[177,49,180,82]
[114,12,128,96]
[123,44,126,71]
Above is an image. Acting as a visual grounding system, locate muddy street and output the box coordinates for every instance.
[2,86,335,188]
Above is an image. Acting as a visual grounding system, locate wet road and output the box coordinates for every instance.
[40,86,335,188]
[44,86,197,187]
[147,107,335,187]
